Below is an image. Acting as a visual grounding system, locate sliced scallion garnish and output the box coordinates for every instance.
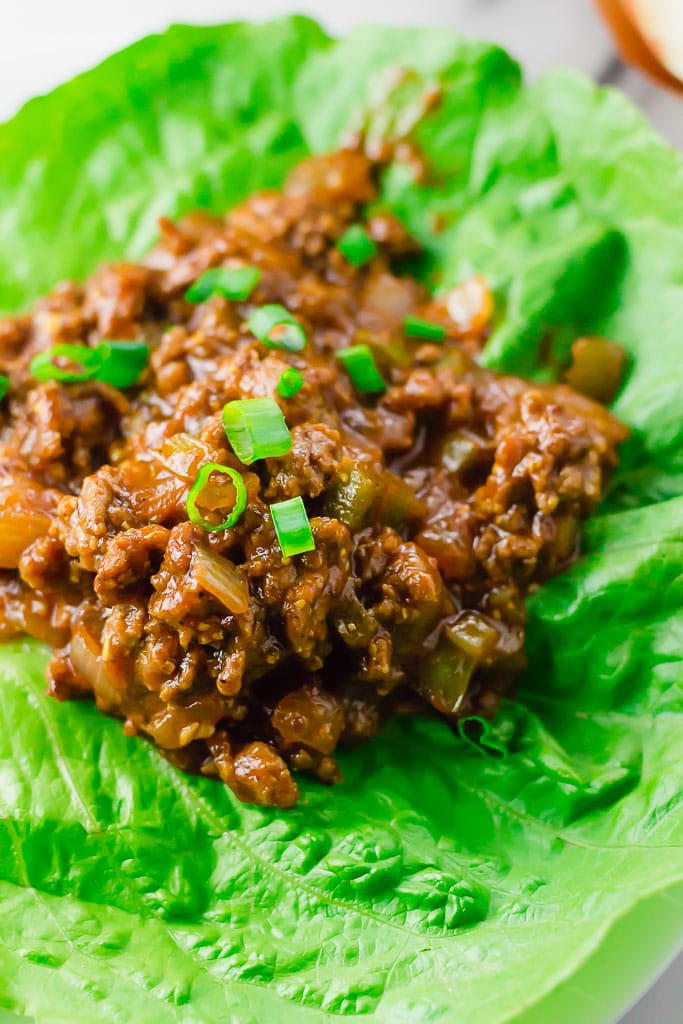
[271,496,315,558]
[276,367,304,399]
[30,340,149,388]
[186,463,247,532]
[186,265,261,303]
[222,397,292,464]
[336,344,386,394]
[30,344,103,383]
[336,224,378,267]
[404,316,446,341]
[95,340,150,388]
[247,304,307,352]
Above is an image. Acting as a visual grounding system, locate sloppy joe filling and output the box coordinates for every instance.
[0,150,626,807]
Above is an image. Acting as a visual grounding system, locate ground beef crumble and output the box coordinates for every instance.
[0,149,627,807]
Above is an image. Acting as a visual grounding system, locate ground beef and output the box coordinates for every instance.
[0,148,627,807]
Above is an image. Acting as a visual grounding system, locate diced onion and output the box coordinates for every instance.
[0,511,52,569]
[70,624,125,711]
[194,544,250,615]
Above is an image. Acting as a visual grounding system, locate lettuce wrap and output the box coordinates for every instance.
[0,17,681,1024]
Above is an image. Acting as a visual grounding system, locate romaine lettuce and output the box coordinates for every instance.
[0,17,681,1023]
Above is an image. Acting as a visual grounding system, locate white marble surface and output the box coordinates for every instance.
[0,2,681,1022]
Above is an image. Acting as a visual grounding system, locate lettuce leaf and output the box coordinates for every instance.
[0,17,681,1023]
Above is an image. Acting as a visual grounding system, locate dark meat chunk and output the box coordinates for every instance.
[56,467,135,572]
[207,732,299,808]
[264,424,342,501]
[94,525,170,605]
[272,685,345,755]
[83,263,152,339]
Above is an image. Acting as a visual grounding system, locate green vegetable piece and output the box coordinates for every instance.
[0,374,9,401]
[416,637,475,716]
[336,344,386,394]
[324,466,379,530]
[565,336,626,404]
[186,463,247,532]
[276,367,304,398]
[29,344,103,383]
[336,224,378,267]
[457,716,507,759]
[374,470,426,528]
[186,265,261,303]
[222,396,292,464]
[270,495,315,558]
[95,340,150,388]
[404,316,446,341]
[247,304,307,352]
[31,340,150,389]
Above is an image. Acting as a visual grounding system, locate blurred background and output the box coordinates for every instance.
[0,1,681,1022]
[0,0,682,145]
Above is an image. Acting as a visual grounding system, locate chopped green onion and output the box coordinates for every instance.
[276,368,304,399]
[222,397,292,464]
[404,316,446,341]
[247,304,307,352]
[95,340,150,388]
[0,375,9,401]
[336,224,378,267]
[186,463,247,532]
[30,340,149,388]
[271,496,315,558]
[336,344,386,394]
[186,265,261,303]
[30,344,103,383]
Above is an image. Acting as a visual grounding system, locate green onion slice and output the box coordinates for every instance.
[247,304,307,352]
[0,375,9,401]
[186,463,247,532]
[95,340,150,388]
[336,224,378,267]
[271,496,315,558]
[336,344,386,394]
[30,340,149,388]
[404,315,446,341]
[222,397,292,464]
[276,368,304,398]
[186,265,261,303]
[30,344,103,383]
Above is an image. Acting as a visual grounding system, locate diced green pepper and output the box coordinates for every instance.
[325,466,379,530]
[416,637,475,715]
[374,471,426,528]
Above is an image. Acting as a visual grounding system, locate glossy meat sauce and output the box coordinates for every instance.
[0,151,626,806]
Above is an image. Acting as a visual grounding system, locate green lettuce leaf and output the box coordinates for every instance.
[0,17,681,1023]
